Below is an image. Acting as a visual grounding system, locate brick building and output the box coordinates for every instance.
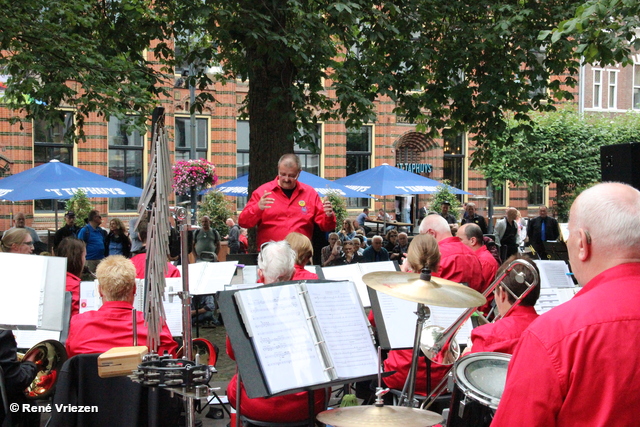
[0,53,585,234]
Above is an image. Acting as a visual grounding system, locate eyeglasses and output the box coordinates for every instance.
[22,241,34,246]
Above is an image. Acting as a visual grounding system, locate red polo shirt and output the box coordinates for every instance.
[238,177,336,248]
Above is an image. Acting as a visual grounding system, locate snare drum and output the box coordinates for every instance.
[446,352,511,427]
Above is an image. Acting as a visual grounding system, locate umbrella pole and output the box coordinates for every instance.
[54,202,59,230]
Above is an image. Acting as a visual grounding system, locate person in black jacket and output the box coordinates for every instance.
[526,206,559,260]
[0,331,42,426]
[53,211,79,253]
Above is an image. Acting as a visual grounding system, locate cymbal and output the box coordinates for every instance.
[317,405,443,427]
[362,271,486,308]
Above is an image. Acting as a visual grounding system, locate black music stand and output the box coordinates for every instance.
[543,241,569,262]
[218,280,382,427]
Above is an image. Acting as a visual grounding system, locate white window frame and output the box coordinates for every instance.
[592,69,602,109]
[608,70,618,109]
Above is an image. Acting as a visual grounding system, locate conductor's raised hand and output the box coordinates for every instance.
[259,191,275,210]
[323,198,334,217]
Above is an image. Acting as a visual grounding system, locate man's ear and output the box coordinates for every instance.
[577,229,591,262]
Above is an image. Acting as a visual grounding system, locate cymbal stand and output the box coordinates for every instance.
[397,302,431,407]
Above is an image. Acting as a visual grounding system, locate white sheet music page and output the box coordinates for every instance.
[188,261,238,295]
[305,281,378,379]
[425,306,473,344]
[376,291,418,348]
[535,288,579,314]
[0,253,48,328]
[534,260,575,288]
[234,285,328,394]
[320,264,370,306]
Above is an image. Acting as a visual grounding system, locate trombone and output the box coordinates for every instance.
[420,258,540,409]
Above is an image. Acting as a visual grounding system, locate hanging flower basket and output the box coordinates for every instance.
[172,158,218,195]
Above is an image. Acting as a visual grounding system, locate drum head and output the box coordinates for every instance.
[454,352,511,409]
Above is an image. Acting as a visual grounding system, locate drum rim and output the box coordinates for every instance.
[454,352,511,409]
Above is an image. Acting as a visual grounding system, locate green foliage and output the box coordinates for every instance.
[429,182,462,220]
[2,0,590,195]
[546,0,640,66]
[325,191,348,233]
[0,0,172,142]
[197,190,235,238]
[65,189,92,227]
[477,108,640,220]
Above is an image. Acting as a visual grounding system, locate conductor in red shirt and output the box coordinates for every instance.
[238,154,336,249]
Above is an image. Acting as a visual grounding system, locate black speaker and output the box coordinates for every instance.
[600,143,640,190]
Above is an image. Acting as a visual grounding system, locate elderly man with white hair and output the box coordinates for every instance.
[493,182,640,426]
[419,213,483,293]
[227,240,326,424]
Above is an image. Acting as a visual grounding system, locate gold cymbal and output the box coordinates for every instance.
[316,405,443,427]
[363,271,486,308]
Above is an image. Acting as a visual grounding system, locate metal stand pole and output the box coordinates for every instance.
[398,303,430,407]
[178,208,198,427]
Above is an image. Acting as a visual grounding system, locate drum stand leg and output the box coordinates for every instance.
[398,303,430,407]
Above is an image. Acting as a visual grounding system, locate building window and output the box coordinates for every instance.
[492,182,506,207]
[346,126,372,209]
[634,64,640,110]
[608,70,618,109]
[108,117,144,212]
[33,112,74,213]
[593,69,602,109]
[528,184,545,206]
[174,117,208,161]
[443,132,465,201]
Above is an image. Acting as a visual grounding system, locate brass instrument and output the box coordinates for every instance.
[419,258,539,366]
[421,258,540,410]
[19,340,67,400]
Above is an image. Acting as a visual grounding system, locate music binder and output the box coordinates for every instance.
[224,280,379,397]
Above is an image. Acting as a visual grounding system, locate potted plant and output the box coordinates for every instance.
[172,158,218,195]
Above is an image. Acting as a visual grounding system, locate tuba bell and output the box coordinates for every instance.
[19,339,68,400]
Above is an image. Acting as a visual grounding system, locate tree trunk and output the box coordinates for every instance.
[246,45,297,251]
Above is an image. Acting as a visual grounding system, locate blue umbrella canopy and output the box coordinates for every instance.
[0,160,143,201]
[200,171,371,198]
[334,164,472,196]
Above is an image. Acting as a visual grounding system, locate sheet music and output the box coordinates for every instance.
[178,261,238,295]
[305,281,378,379]
[376,291,419,348]
[425,306,473,345]
[321,261,397,307]
[13,330,61,350]
[234,285,328,394]
[320,264,368,305]
[535,287,579,315]
[79,281,99,313]
[534,260,575,288]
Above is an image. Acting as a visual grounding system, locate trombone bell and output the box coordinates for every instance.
[420,325,460,366]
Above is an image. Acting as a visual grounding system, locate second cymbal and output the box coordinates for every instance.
[363,271,486,308]
[316,404,443,427]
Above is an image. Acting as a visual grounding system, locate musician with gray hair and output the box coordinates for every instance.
[227,240,326,423]
[493,182,640,426]
[257,240,296,283]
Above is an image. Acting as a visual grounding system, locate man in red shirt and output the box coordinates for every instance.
[467,254,539,354]
[66,255,177,357]
[420,214,484,292]
[493,182,640,427]
[458,223,499,314]
[238,154,336,248]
